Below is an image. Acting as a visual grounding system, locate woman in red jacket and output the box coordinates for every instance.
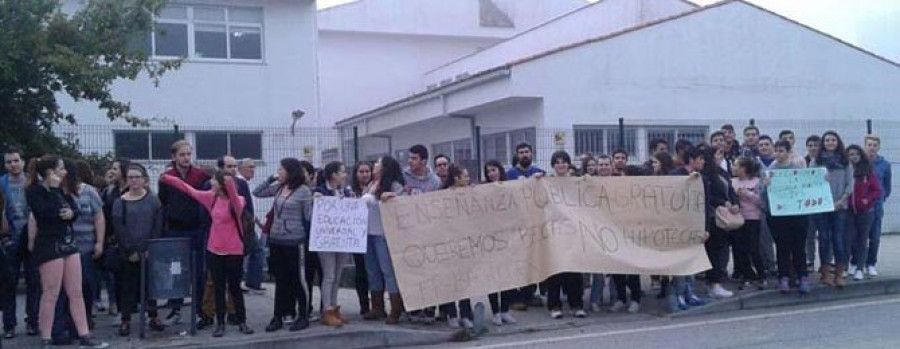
[845,144,883,281]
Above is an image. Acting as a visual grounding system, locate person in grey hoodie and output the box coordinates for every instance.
[253,158,313,333]
[400,145,442,324]
[810,131,854,287]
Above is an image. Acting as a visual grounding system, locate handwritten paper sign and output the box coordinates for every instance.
[380,176,711,310]
[766,168,835,216]
[309,197,368,253]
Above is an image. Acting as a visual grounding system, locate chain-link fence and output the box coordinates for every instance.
[56,118,898,231]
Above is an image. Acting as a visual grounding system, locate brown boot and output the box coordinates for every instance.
[386,293,403,325]
[820,265,834,287]
[322,307,343,327]
[335,305,349,325]
[364,292,386,320]
[834,264,846,288]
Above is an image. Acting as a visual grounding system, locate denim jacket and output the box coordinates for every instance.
[872,155,892,203]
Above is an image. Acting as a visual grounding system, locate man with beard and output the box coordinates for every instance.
[505,142,545,310]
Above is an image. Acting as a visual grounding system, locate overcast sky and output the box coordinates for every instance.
[317,0,900,62]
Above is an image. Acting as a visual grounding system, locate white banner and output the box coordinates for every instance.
[309,197,368,253]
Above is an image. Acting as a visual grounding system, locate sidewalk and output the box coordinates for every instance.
[7,235,900,348]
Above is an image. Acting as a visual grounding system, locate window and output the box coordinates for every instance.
[480,127,537,167]
[113,131,184,160]
[574,126,637,160]
[195,131,262,160]
[143,5,264,61]
[647,127,708,154]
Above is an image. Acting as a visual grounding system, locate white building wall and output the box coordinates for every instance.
[318,32,500,126]
[510,2,900,129]
[425,0,695,85]
[59,0,319,129]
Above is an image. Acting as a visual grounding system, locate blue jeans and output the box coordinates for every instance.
[867,203,885,267]
[815,210,847,266]
[847,209,875,267]
[244,232,265,289]
[589,274,605,305]
[2,238,40,330]
[364,235,399,294]
[162,229,206,314]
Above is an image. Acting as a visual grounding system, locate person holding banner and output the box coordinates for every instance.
[160,169,255,337]
[437,164,477,328]
[700,147,738,299]
[804,136,821,271]
[546,151,587,319]
[312,161,353,327]
[669,147,707,309]
[253,158,313,332]
[845,145,882,281]
[811,131,853,288]
[362,156,406,325]
[481,160,518,326]
[505,142,545,311]
[350,162,373,316]
[761,141,811,294]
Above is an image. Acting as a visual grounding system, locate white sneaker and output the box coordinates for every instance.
[461,318,474,329]
[853,269,864,280]
[867,265,878,277]
[709,284,734,299]
[845,265,853,278]
[448,317,460,328]
[500,312,517,324]
[627,301,640,314]
[550,310,563,319]
[590,302,602,313]
[574,310,587,318]
[491,314,503,326]
[609,301,626,312]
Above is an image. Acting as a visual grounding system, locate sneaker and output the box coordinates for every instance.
[448,317,460,328]
[574,310,587,318]
[26,323,38,336]
[844,265,852,279]
[461,318,474,329]
[799,276,811,294]
[853,269,864,281]
[677,296,689,310]
[627,301,640,314]
[500,312,517,324]
[685,294,706,307]
[709,284,734,299]
[738,281,750,291]
[491,314,503,326]
[165,310,182,325]
[756,279,768,291]
[778,277,790,293]
[867,265,878,277]
[2,328,14,339]
[609,301,626,313]
[78,335,110,348]
[549,310,563,319]
[590,302,602,313]
[94,301,107,313]
[308,312,320,322]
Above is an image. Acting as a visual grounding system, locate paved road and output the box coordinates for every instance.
[433,294,900,349]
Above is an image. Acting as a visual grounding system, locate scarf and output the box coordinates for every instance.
[818,151,847,170]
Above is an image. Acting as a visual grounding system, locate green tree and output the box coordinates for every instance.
[0,0,180,158]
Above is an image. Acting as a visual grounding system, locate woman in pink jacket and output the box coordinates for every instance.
[161,170,254,337]
[845,145,883,281]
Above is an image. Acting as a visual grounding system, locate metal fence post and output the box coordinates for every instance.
[867,119,873,134]
[474,125,482,180]
[618,118,625,150]
[353,126,359,164]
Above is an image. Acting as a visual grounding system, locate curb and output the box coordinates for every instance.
[148,328,454,349]
[668,277,900,318]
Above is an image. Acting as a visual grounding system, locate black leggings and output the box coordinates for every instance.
[269,244,308,319]
[768,215,809,279]
[115,260,157,321]
[732,220,766,281]
[207,253,246,323]
[612,274,641,303]
[546,273,583,311]
[489,289,517,314]
[304,245,321,314]
[353,253,369,311]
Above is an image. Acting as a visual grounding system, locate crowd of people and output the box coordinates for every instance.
[0,123,892,345]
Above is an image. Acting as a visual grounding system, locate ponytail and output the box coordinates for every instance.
[26,157,40,187]
[26,155,62,187]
